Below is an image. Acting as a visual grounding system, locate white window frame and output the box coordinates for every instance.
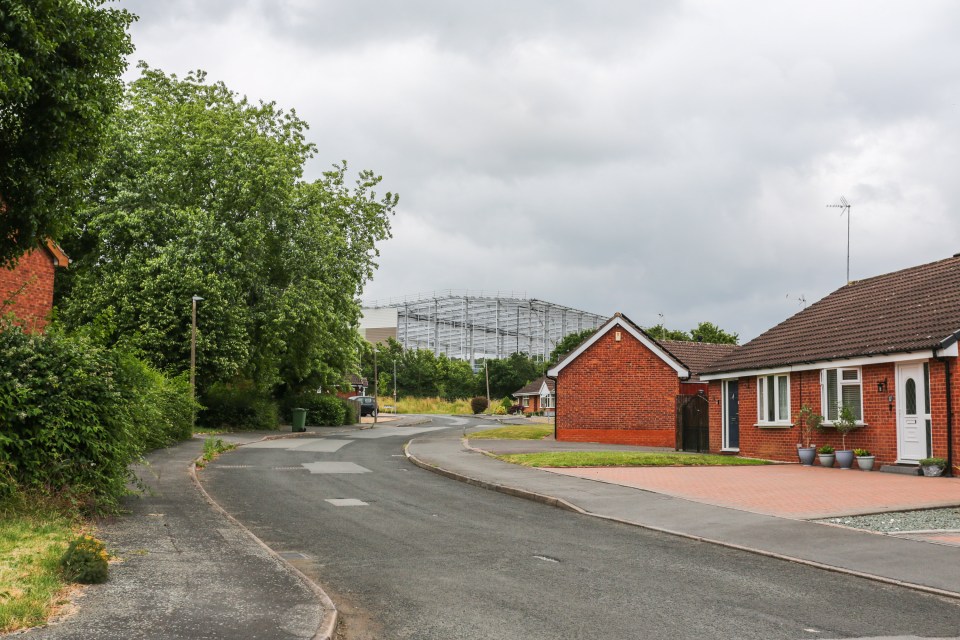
[756,374,791,425]
[821,367,865,424]
[521,396,530,408]
[541,393,555,409]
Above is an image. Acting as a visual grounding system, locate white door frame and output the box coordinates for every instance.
[895,361,928,463]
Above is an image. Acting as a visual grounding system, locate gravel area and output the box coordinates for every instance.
[819,507,960,533]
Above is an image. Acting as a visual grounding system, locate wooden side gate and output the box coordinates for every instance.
[676,393,709,453]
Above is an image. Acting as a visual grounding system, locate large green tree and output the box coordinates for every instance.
[0,0,134,265]
[645,321,738,345]
[59,66,396,393]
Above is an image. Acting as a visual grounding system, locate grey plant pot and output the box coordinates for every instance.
[818,453,835,468]
[922,464,945,477]
[856,456,875,471]
[798,447,817,466]
[835,449,855,469]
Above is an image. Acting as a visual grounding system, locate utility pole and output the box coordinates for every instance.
[485,359,491,404]
[190,295,203,429]
[373,346,378,426]
[393,359,398,414]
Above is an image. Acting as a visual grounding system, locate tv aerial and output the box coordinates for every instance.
[826,196,852,283]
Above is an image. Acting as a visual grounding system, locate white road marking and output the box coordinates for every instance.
[437,417,469,426]
[290,439,353,452]
[347,426,447,439]
[325,499,368,506]
[302,462,371,474]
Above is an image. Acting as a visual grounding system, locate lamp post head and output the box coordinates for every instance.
[192,295,204,302]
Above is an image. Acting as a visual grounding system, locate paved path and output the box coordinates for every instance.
[546,464,960,519]
[26,436,328,640]
[407,430,960,598]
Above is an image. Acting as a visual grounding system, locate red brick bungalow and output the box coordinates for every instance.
[0,240,69,332]
[547,313,737,447]
[512,376,556,415]
[700,255,960,474]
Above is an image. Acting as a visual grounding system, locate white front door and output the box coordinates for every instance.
[896,362,927,462]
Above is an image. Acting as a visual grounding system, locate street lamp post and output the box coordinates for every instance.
[191,295,203,427]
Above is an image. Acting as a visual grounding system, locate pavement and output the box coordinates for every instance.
[26,431,336,640]
[406,428,960,599]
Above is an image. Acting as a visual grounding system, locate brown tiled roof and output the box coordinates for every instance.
[513,376,555,396]
[346,373,368,386]
[703,255,960,375]
[656,340,739,381]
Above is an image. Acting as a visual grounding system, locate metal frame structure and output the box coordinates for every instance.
[362,290,607,367]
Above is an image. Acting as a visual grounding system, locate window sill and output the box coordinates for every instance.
[821,422,869,428]
[721,447,740,453]
[754,422,792,429]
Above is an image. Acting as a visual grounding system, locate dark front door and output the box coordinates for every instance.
[725,380,739,449]
[677,394,710,453]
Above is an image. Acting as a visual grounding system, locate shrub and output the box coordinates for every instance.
[499,396,513,410]
[59,534,109,584]
[853,448,871,457]
[817,444,834,454]
[470,396,489,414]
[508,404,524,415]
[280,392,346,426]
[115,355,195,450]
[340,397,359,425]
[491,404,507,415]
[920,457,947,468]
[0,324,144,511]
[199,381,278,431]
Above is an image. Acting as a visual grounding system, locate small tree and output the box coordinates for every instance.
[470,396,489,414]
[833,405,858,451]
[795,404,823,448]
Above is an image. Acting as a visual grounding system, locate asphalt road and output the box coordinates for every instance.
[201,416,960,640]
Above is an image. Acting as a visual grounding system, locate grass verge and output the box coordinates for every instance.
[469,425,554,440]
[495,451,772,468]
[0,501,77,633]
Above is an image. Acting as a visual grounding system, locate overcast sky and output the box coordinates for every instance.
[116,0,960,341]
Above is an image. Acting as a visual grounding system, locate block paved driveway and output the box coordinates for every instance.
[545,465,960,519]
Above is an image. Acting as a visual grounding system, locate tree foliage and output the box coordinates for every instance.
[0,0,134,265]
[548,328,596,365]
[58,66,396,394]
[645,321,738,345]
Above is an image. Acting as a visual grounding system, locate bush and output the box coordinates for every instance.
[470,396,489,414]
[115,355,195,450]
[499,396,513,410]
[280,392,346,426]
[817,444,834,454]
[853,448,871,457]
[59,534,109,584]
[340,397,359,425]
[920,457,947,468]
[0,324,146,511]
[199,381,278,431]
[508,404,524,415]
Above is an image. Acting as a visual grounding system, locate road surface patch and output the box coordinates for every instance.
[347,426,447,439]
[301,462,372,474]
[324,499,369,506]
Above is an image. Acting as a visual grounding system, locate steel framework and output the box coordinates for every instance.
[362,290,607,367]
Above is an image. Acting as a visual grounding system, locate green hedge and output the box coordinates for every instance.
[0,323,194,512]
[198,381,279,431]
[280,392,346,426]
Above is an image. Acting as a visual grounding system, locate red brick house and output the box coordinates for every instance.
[700,255,960,474]
[547,313,737,447]
[0,241,69,332]
[512,376,556,415]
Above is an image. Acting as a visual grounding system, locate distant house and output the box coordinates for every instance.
[0,241,69,332]
[512,376,556,416]
[336,373,368,399]
[700,254,960,471]
[547,313,737,447]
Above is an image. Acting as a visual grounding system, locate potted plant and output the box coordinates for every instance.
[795,405,823,466]
[817,444,835,468]
[833,405,858,469]
[854,448,875,471]
[920,457,947,477]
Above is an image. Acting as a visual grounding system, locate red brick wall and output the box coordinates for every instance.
[708,361,960,467]
[0,248,56,332]
[556,328,680,447]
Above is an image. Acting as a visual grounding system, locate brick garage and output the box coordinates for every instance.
[548,313,736,447]
[702,254,960,473]
[0,241,68,332]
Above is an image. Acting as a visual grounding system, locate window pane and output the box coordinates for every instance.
[841,369,859,381]
[905,378,917,415]
[767,376,775,422]
[826,369,838,421]
[841,384,861,421]
[778,376,788,421]
[758,379,765,420]
[923,363,930,414]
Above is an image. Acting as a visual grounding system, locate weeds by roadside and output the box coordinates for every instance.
[469,426,553,440]
[196,437,237,468]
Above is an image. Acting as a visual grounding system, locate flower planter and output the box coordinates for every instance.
[856,455,875,471]
[922,464,945,477]
[797,446,817,467]
[835,449,855,469]
[818,453,835,468]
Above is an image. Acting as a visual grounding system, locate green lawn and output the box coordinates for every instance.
[469,425,554,440]
[0,505,76,633]
[495,451,772,468]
